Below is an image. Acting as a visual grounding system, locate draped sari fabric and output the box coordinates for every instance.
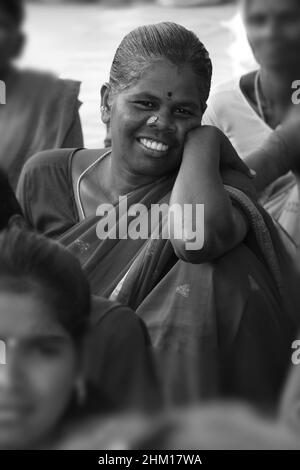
[0,70,82,188]
[59,177,298,408]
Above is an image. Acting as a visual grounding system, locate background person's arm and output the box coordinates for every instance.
[245,103,300,192]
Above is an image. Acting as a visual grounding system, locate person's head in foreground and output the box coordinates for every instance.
[0,0,25,76]
[101,21,212,177]
[0,168,23,230]
[0,227,91,449]
[241,0,300,70]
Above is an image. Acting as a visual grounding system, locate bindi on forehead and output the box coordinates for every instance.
[167,92,173,98]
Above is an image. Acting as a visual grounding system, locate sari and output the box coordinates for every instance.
[59,176,298,408]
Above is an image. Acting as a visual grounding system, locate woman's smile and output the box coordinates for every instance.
[137,137,170,157]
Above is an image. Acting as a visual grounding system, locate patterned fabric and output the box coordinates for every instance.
[59,177,297,407]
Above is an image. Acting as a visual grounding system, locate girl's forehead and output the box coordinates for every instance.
[0,290,67,339]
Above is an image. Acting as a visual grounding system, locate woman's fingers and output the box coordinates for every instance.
[185,125,255,178]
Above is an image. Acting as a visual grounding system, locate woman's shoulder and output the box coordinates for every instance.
[16,149,83,237]
[71,148,109,177]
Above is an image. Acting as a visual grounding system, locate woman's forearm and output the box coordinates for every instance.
[169,127,249,263]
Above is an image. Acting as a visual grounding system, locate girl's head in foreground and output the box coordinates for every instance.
[0,227,91,449]
[101,22,212,178]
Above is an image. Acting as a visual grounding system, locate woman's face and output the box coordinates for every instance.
[107,60,204,179]
[0,289,79,449]
[242,0,300,69]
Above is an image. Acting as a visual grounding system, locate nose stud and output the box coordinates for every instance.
[146,115,159,126]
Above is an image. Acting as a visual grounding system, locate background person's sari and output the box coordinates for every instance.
[59,176,298,408]
[0,69,83,188]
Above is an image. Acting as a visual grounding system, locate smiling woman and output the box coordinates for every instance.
[17,22,298,407]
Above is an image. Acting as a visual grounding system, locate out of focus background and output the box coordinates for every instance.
[22,0,256,147]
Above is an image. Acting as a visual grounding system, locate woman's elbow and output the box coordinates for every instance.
[171,236,221,264]
[170,224,243,264]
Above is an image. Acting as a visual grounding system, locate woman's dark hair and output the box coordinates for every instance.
[0,0,24,26]
[0,168,23,230]
[109,22,212,109]
[0,226,91,345]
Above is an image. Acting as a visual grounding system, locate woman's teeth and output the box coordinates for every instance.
[139,138,169,152]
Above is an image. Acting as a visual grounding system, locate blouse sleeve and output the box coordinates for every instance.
[16,149,79,239]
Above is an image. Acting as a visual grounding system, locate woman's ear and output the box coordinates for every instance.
[100,83,111,124]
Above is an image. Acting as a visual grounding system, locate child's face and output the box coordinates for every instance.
[0,289,79,449]
[0,9,23,72]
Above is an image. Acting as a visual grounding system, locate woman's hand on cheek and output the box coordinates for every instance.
[183,125,254,179]
[218,130,254,179]
[183,125,220,168]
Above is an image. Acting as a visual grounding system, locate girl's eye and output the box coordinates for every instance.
[25,341,65,359]
[31,345,62,358]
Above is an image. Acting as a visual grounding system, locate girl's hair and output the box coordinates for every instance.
[109,22,212,108]
[0,168,23,230]
[0,0,24,26]
[0,227,91,345]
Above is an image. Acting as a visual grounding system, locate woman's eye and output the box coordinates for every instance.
[135,101,155,109]
[175,108,193,117]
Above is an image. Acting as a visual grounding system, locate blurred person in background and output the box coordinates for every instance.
[0,0,83,189]
[0,227,93,449]
[17,22,299,408]
[0,226,160,449]
[203,0,300,245]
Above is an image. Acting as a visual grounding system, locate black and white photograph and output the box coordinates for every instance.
[1,0,300,458]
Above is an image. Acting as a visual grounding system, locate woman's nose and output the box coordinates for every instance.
[155,108,176,133]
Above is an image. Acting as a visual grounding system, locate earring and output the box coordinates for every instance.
[146,115,159,126]
[75,377,86,407]
[100,105,107,112]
